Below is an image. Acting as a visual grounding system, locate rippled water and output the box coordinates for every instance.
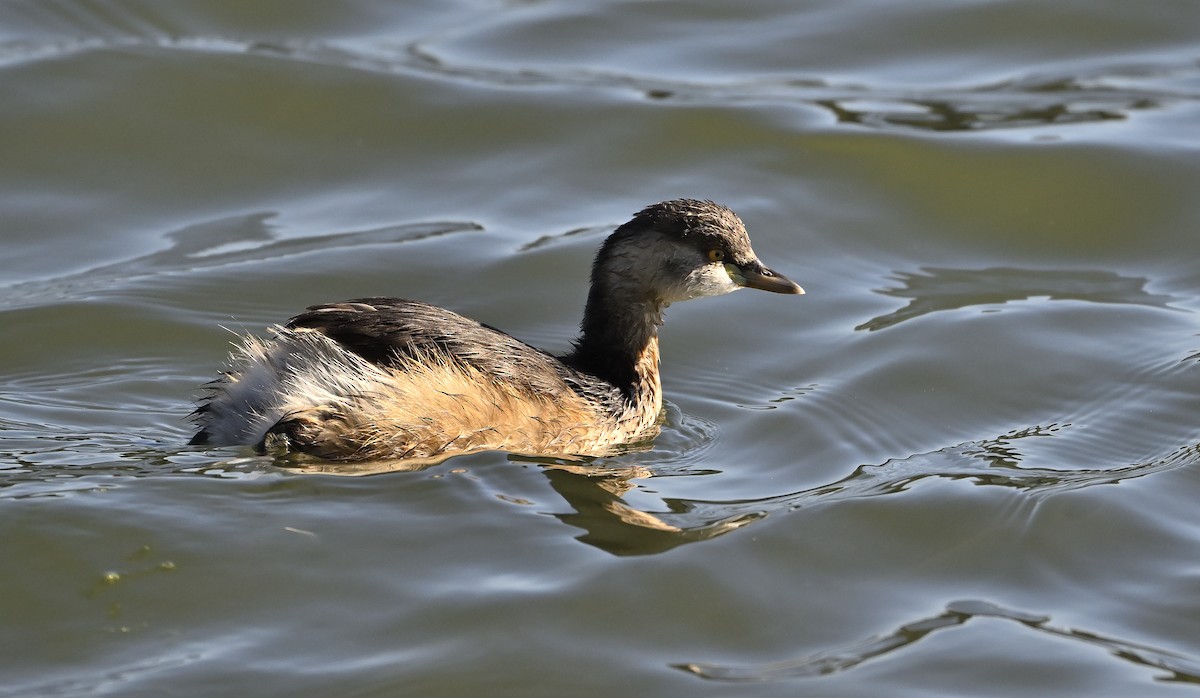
[4,2,1200,696]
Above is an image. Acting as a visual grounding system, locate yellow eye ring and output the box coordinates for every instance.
[708,249,725,263]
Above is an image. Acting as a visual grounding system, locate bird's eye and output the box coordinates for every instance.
[708,249,725,263]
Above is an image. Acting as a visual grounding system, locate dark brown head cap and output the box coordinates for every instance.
[622,199,757,264]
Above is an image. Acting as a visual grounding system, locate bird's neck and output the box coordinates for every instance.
[567,273,666,414]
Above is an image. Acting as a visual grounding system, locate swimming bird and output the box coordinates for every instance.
[190,199,803,462]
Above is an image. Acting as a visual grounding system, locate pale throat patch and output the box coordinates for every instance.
[676,262,742,300]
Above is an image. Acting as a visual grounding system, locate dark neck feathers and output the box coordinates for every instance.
[563,226,667,397]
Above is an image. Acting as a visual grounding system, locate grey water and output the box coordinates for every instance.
[3,2,1200,696]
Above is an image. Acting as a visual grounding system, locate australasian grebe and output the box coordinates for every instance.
[190,199,803,461]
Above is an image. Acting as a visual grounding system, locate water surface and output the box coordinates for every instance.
[3,2,1200,696]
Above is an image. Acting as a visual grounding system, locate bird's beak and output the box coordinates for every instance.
[728,262,805,295]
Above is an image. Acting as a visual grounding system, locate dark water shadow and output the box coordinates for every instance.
[518,225,609,252]
[858,266,1179,332]
[676,599,1200,684]
[815,94,1130,132]
[540,465,762,557]
[0,212,482,311]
